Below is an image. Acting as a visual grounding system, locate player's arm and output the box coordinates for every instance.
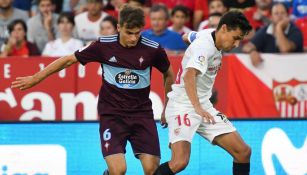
[160,65,175,127]
[182,31,198,45]
[183,68,215,124]
[11,54,78,90]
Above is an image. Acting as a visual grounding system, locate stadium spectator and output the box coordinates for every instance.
[142,4,187,54]
[198,0,228,31]
[0,19,39,57]
[207,12,223,29]
[273,0,292,8]
[244,0,272,31]
[224,0,256,10]
[127,0,151,30]
[99,15,118,36]
[0,0,29,48]
[193,0,209,30]
[12,0,32,12]
[168,5,191,35]
[42,13,83,57]
[295,17,307,51]
[243,3,303,66]
[104,0,125,18]
[27,0,59,53]
[292,0,307,19]
[74,0,108,43]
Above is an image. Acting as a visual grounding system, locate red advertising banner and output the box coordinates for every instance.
[1,54,307,121]
[0,56,181,121]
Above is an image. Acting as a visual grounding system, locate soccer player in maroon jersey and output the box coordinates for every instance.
[11,5,174,175]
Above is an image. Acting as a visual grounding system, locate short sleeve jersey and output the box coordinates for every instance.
[167,29,222,109]
[74,34,170,118]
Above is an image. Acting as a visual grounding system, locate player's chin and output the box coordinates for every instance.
[127,43,137,47]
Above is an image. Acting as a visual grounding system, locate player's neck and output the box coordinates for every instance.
[212,31,222,51]
[119,35,129,48]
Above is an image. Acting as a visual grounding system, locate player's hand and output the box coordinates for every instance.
[11,76,40,90]
[194,104,215,124]
[160,111,168,128]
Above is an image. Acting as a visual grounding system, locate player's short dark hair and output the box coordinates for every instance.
[150,4,169,20]
[216,11,252,35]
[57,12,75,25]
[8,19,27,34]
[171,5,189,17]
[101,15,118,29]
[272,2,289,14]
[119,5,145,29]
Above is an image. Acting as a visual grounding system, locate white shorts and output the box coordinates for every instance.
[165,101,236,144]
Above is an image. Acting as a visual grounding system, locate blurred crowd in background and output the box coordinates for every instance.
[0,0,306,66]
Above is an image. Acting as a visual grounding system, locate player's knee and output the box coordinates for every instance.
[143,166,158,175]
[235,144,251,162]
[171,157,189,172]
[108,164,127,175]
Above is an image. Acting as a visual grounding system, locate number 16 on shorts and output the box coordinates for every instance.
[169,113,201,143]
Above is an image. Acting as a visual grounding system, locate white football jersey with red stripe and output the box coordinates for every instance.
[167,29,222,110]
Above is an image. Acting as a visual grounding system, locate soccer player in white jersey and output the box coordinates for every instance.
[154,11,252,175]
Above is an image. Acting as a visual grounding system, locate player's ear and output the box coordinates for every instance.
[221,24,228,33]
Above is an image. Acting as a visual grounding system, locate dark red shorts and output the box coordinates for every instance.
[99,115,160,158]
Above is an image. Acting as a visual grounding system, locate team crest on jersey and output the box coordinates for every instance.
[115,69,140,88]
[174,128,181,136]
[139,56,144,66]
[273,79,307,118]
[197,55,207,66]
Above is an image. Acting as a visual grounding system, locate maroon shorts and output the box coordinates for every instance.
[99,115,160,158]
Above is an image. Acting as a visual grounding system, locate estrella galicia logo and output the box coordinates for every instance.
[115,69,140,88]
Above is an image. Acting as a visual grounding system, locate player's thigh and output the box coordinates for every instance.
[129,117,161,158]
[138,153,160,174]
[197,112,236,143]
[167,112,202,144]
[99,116,129,157]
[104,153,127,173]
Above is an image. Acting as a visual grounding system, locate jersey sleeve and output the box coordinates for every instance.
[74,40,102,65]
[187,31,198,43]
[185,41,209,76]
[153,46,170,73]
[187,30,208,43]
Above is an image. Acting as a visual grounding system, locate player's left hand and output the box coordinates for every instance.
[11,76,40,90]
[160,111,168,128]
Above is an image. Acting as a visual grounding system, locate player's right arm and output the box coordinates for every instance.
[183,68,215,124]
[11,54,78,90]
[182,31,198,45]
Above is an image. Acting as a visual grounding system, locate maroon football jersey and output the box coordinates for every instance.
[74,34,170,118]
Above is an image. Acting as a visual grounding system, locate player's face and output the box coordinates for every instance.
[220,25,245,52]
[118,25,142,48]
